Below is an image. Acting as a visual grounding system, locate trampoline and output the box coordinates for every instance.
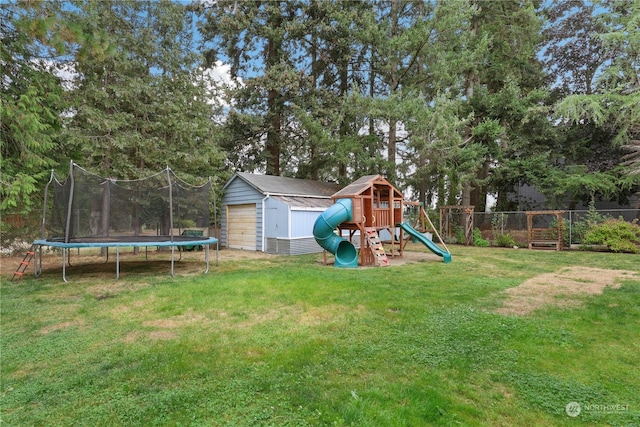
[34,161,219,281]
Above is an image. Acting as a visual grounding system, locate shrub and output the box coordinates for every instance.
[473,227,490,247]
[0,211,41,255]
[583,218,640,253]
[495,233,517,248]
[491,213,516,247]
[454,225,465,244]
[570,201,611,244]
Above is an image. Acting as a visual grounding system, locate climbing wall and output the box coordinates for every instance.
[365,227,389,267]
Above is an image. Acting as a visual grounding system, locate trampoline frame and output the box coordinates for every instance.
[33,236,219,282]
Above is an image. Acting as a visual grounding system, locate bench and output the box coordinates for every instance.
[528,228,561,250]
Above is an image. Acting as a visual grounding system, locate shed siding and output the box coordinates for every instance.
[290,237,324,254]
[264,197,290,239]
[265,237,323,255]
[290,210,324,238]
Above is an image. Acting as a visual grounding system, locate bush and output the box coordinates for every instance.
[495,233,517,248]
[583,218,640,253]
[569,201,611,244]
[473,227,490,247]
[453,225,465,244]
[1,211,41,255]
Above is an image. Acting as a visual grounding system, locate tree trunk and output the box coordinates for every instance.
[418,151,427,206]
[266,88,281,176]
[265,12,282,176]
[461,12,478,208]
[462,182,471,206]
[470,158,489,211]
[388,118,397,181]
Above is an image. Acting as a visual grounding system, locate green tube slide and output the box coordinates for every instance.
[313,198,359,268]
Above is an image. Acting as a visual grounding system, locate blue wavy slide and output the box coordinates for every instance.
[398,222,452,263]
[313,198,359,268]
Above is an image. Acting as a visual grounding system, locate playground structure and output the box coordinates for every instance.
[313,175,451,267]
[23,161,218,281]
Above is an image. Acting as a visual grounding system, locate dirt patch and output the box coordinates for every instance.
[219,248,277,261]
[142,311,208,329]
[122,332,141,343]
[3,245,433,281]
[40,318,85,334]
[317,247,444,268]
[148,330,177,341]
[495,267,638,316]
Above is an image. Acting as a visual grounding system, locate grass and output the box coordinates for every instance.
[1,245,639,426]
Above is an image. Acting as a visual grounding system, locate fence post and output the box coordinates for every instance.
[568,211,572,246]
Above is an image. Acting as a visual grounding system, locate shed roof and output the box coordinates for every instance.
[332,174,403,199]
[223,172,341,198]
[272,195,334,209]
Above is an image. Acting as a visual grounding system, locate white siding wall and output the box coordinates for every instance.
[290,209,324,238]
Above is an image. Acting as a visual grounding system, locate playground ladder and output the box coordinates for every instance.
[365,227,389,267]
[12,246,36,281]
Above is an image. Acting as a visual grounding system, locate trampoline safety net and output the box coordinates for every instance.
[42,162,211,242]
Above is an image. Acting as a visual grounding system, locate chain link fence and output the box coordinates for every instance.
[472,209,640,247]
[4,206,640,255]
[434,209,640,248]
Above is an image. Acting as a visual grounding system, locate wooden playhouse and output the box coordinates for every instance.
[331,175,405,266]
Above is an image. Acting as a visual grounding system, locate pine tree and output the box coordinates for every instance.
[1,1,68,214]
[62,0,224,180]
[551,0,640,205]
[464,0,550,211]
[197,0,304,176]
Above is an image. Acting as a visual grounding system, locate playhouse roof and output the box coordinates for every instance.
[223,172,341,198]
[332,174,403,199]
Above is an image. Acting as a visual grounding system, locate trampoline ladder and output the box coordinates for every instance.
[12,246,36,281]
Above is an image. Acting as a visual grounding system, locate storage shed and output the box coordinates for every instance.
[221,172,341,254]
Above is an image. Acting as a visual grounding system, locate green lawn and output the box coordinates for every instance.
[1,246,639,426]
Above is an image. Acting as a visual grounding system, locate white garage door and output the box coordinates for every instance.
[227,204,257,250]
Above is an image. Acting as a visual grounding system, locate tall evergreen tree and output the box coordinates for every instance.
[1,1,67,213]
[62,0,223,180]
[464,0,550,211]
[289,0,378,183]
[542,0,611,95]
[363,0,432,183]
[400,0,484,206]
[196,0,304,176]
[551,0,640,205]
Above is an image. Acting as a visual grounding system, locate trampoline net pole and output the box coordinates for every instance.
[41,170,54,240]
[64,160,75,243]
[167,166,174,242]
